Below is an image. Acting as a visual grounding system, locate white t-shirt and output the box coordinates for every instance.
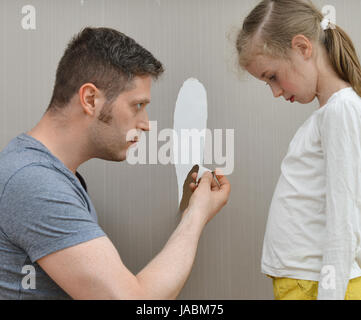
[261,87,361,300]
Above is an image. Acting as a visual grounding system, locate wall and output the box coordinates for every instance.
[1,0,360,299]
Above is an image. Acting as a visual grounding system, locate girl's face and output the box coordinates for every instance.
[245,50,318,104]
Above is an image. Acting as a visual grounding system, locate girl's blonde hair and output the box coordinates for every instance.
[236,0,361,97]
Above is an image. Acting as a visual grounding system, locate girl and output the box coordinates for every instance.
[236,0,361,300]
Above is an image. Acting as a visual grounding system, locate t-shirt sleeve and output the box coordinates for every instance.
[318,99,361,300]
[0,164,106,263]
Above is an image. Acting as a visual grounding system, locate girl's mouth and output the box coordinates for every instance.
[290,96,295,103]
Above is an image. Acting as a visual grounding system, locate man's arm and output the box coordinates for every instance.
[37,172,230,299]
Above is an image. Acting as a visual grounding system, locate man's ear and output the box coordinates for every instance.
[291,34,313,60]
[78,83,103,116]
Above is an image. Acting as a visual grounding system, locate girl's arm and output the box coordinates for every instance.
[318,98,361,300]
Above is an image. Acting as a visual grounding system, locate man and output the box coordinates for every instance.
[0,27,230,299]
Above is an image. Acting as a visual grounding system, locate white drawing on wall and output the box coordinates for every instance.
[173,78,209,207]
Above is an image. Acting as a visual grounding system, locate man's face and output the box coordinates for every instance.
[89,75,151,162]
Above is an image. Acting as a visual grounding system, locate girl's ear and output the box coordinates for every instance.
[291,34,313,60]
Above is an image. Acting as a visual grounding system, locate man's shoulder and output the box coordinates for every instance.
[0,135,68,195]
[0,159,71,202]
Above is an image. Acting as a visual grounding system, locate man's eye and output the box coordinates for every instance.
[136,103,143,110]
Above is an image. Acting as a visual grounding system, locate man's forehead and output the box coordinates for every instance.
[120,75,152,100]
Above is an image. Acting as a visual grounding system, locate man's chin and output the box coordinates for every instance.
[114,151,127,162]
[98,143,137,162]
[96,150,127,162]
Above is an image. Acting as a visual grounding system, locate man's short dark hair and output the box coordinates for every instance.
[47,27,164,112]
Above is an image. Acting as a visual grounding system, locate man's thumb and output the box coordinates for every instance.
[198,171,213,186]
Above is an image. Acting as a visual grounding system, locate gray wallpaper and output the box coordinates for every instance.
[1,0,360,299]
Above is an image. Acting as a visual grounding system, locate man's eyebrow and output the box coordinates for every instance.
[132,98,151,104]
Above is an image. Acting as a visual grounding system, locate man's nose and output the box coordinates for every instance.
[138,109,150,132]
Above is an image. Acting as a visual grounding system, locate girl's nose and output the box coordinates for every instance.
[271,85,283,98]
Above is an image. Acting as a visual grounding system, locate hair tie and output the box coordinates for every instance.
[320,17,330,31]
[321,17,336,31]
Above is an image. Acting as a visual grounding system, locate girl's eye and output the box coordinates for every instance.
[265,75,276,86]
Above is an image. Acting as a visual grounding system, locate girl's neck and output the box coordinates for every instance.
[316,76,351,107]
[315,50,351,107]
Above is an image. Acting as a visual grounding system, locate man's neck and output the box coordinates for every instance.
[27,113,92,175]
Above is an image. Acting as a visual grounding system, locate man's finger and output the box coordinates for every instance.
[198,171,213,187]
[210,173,220,190]
[191,172,198,182]
[215,174,231,195]
[189,182,197,191]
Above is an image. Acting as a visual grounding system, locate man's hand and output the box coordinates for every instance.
[185,170,231,225]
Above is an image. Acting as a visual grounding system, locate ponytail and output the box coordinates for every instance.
[324,26,361,97]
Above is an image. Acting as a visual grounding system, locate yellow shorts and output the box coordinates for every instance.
[271,276,361,300]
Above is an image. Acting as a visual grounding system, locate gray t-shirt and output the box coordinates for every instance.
[0,133,106,299]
